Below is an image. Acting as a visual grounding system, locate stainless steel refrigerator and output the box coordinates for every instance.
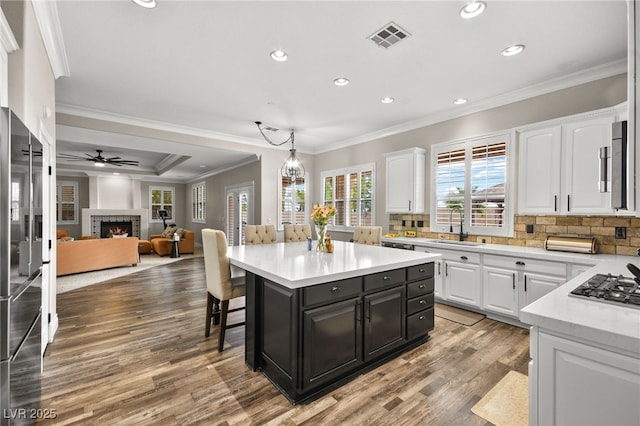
[1,109,42,425]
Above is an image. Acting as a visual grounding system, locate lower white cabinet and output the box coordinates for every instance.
[445,259,482,308]
[532,329,640,426]
[483,266,518,316]
[520,272,566,309]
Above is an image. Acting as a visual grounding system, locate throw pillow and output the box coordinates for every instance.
[161,227,176,238]
[175,228,185,238]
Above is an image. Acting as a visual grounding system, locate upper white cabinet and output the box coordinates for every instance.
[518,110,619,215]
[518,126,562,214]
[384,148,426,213]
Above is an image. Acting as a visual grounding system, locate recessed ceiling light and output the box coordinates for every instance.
[460,1,486,19]
[132,0,157,9]
[502,44,525,57]
[453,98,468,105]
[199,165,206,168]
[270,50,288,62]
[381,97,395,104]
[333,77,350,86]
[113,172,120,175]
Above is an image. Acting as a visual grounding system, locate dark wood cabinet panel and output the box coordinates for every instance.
[302,298,362,390]
[262,280,297,378]
[303,276,362,307]
[407,277,434,298]
[363,268,405,292]
[407,307,435,341]
[407,263,434,281]
[364,286,406,361]
[407,293,435,315]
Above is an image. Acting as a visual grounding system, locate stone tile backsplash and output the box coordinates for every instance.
[389,214,640,256]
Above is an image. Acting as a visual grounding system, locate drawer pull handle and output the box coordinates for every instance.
[419,284,425,289]
[461,255,468,260]
[331,286,340,293]
[419,315,426,321]
[419,299,426,305]
[419,268,425,273]
[516,261,525,266]
[383,276,390,280]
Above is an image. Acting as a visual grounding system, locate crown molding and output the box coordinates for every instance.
[31,0,70,79]
[314,59,628,154]
[0,8,18,54]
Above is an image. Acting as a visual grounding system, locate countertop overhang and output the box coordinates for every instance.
[227,241,440,289]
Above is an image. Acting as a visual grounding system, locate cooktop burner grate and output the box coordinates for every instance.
[570,273,640,309]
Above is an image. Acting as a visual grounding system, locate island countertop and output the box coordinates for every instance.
[227,240,440,289]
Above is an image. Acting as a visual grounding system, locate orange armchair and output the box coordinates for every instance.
[150,229,195,256]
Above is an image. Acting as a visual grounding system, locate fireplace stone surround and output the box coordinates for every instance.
[82,209,149,240]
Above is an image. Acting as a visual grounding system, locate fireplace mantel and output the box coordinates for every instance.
[82,209,148,240]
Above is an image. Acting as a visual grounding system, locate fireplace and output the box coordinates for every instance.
[101,221,133,238]
[82,209,148,240]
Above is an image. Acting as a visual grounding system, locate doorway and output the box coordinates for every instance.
[225,182,254,246]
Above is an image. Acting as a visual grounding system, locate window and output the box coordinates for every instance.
[278,175,306,231]
[321,163,375,229]
[56,181,78,224]
[11,181,20,222]
[192,182,206,223]
[150,186,174,223]
[431,133,512,237]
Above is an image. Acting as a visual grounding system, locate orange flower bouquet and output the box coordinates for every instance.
[310,205,336,251]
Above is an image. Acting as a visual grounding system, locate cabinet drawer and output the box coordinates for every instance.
[407,308,434,341]
[484,254,566,277]
[435,248,481,264]
[407,278,434,298]
[303,277,362,306]
[407,263,434,282]
[407,293,434,315]
[364,268,405,292]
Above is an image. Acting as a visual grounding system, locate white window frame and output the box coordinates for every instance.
[149,186,175,223]
[430,132,514,238]
[320,162,376,232]
[277,174,307,231]
[56,181,78,225]
[192,181,206,223]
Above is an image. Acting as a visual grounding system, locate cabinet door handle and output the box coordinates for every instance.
[419,315,426,321]
[438,262,441,275]
[460,256,468,261]
[419,283,425,289]
[419,299,427,305]
[383,276,390,281]
[331,286,340,293]
[365,300,371,322]
[554,195,558,212]
[524,275,528,292]
[356,300,361,323]
[445,264,448,277]
[512,273,516,290]
[419,268,425,273]
[409,200,412,211]
[515,261,525,266]
[567,195,571,212]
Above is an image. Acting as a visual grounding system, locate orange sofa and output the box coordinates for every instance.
[56,237,139,276]
[149,229,195,256]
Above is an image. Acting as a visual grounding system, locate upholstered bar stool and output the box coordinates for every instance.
[244,224,277,244]
[202,228,246,352]
[283,224,311,242]
[353,226,383,245]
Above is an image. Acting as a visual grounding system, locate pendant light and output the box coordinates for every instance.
[255,121,305,180]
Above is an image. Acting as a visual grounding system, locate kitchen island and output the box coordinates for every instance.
[520,259,640,426]
[227,240,440,403]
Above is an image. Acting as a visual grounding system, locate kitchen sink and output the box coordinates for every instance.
[427,240,482,246]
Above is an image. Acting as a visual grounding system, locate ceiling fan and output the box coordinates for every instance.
[58,149,139,167]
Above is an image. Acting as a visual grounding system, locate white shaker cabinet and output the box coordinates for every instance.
[563,115,615,214]
[532,331,640,426]
[518,126,562,214]
[520,272,566,309]
[483,265,518,317]
[517,111,616,215]
[384,148,426,213]
[442,250,482,308]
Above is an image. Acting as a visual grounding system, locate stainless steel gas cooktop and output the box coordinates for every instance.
[570,274,640,309]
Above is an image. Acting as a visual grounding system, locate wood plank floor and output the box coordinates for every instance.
[39,257,530,425]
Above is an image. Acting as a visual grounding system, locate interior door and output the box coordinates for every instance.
[225,183,254,246]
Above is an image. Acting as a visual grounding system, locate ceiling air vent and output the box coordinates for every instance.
[368,21,411,49]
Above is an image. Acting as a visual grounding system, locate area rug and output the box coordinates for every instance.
[471,370,528,426]
[434,303,485,326]
[56,247,203,293]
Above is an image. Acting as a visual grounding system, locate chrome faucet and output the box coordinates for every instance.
[449,208,468,241]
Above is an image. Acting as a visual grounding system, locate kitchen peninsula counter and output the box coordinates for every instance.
[227,241,440,403]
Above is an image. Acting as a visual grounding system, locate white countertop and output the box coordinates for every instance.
[520,259,640,354]
[227,241,441,289]
[382,236,618,264]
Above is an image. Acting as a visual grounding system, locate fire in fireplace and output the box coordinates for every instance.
[101,221,133,238]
